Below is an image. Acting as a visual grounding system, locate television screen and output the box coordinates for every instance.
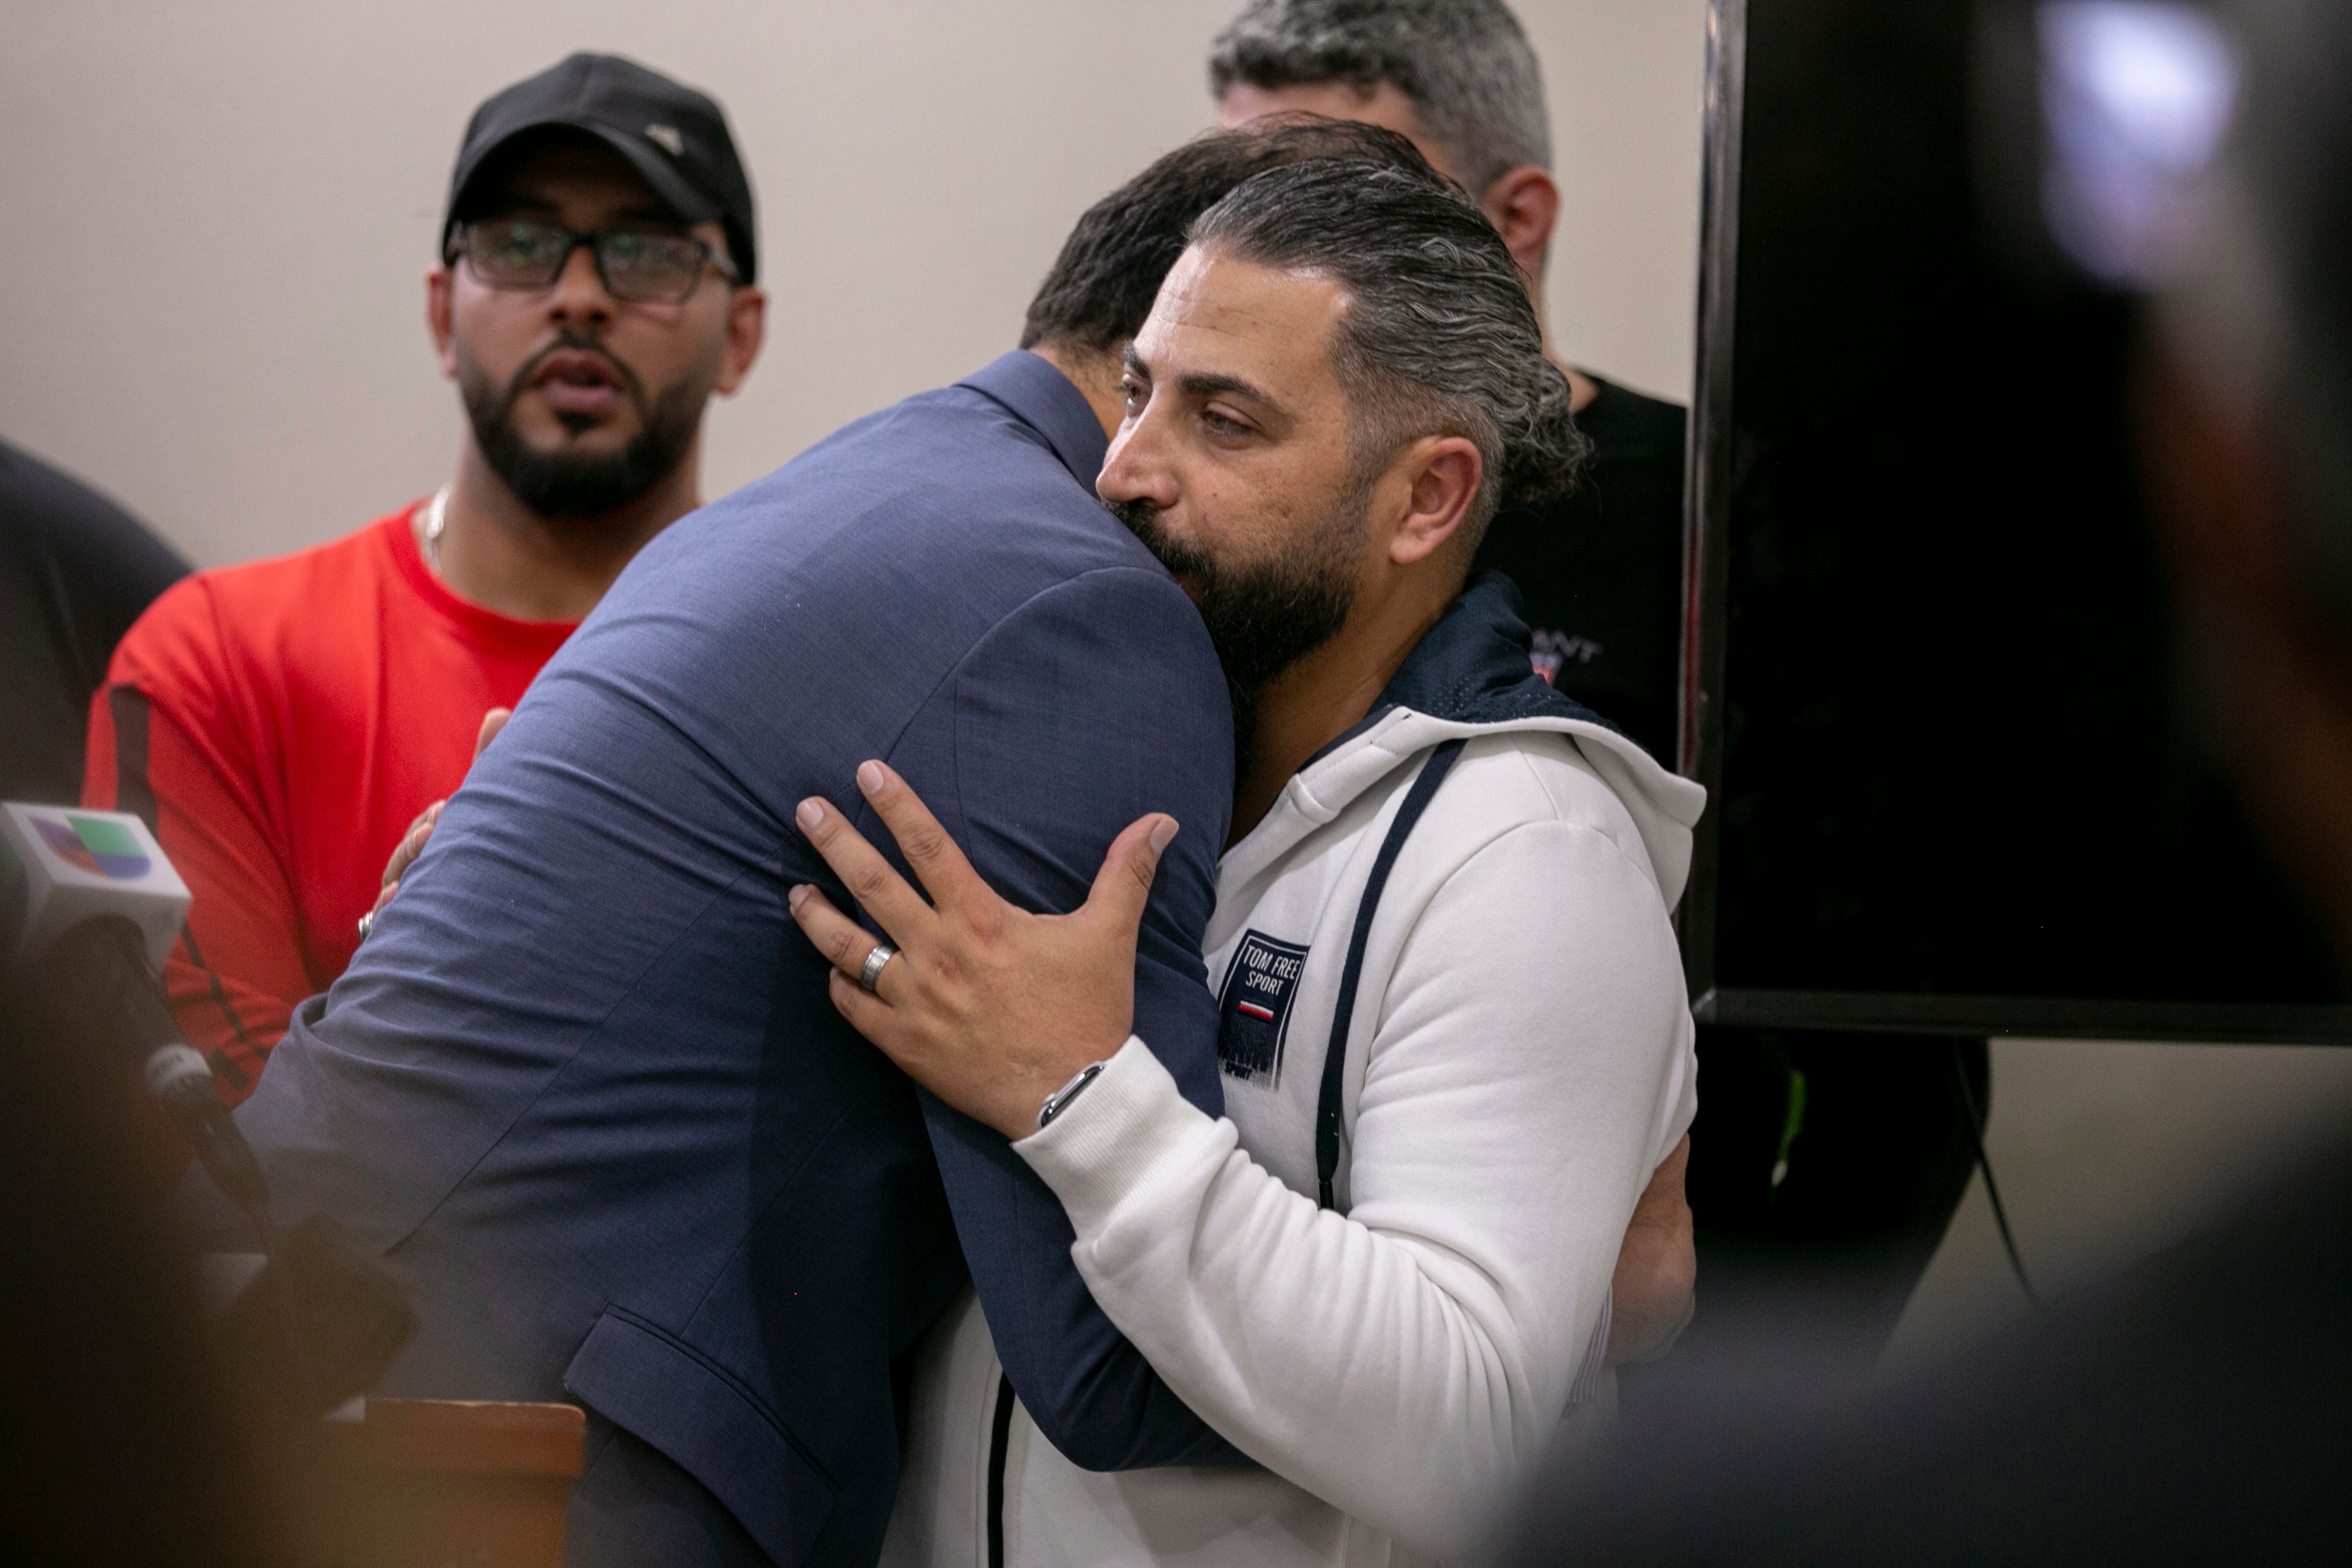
[1683,0,2347,1038]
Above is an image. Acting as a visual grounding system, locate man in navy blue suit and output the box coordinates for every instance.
[180,119,1438,1566]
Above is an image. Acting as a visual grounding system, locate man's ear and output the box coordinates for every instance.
[426,265,457,381]
[1481,166,1559,285]
[1388,435,1484,567]
[716,286,767,397]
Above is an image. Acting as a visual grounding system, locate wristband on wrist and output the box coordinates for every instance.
[1036,1061,1107,1130]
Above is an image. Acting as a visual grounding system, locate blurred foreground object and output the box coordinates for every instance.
[2144,0,2352,957]
[0,813,558,1561]
[3,801,415,1421]
[266,1399,585,1568]
[1513,1128,2352,1563]
[213,1213,418,1424]
[0,975,271,1564]
[0,438,186,805]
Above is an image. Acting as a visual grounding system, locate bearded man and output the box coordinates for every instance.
[790,158,1703,1566]
[81,53,766,1103]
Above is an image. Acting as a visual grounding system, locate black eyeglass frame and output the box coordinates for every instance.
[447,219,741,305]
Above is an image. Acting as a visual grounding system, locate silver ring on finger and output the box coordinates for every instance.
[858,943,898,994]
[356,909,378,943]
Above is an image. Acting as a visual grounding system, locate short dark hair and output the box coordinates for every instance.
[1207,0,1551,192]
[1188,157,1583,535]
[1020,116,1441,357]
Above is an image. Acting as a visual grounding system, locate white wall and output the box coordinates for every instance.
[0,0,1706,570]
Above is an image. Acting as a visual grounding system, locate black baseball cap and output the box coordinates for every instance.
[442,53,757,284]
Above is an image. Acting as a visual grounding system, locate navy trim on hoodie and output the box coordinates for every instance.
[1307,571,1622,773]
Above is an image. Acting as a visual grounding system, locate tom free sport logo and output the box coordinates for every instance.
[1216,929,1311,1087]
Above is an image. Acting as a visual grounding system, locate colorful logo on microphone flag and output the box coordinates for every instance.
[35,813,152,880]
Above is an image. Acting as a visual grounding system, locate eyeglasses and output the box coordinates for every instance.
[451,218,738,305]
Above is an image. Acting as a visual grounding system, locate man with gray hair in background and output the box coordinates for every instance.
[1210,0,1686,756]
[1210,0,1996,1383]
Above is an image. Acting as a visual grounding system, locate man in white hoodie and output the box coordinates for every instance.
[788,158,1703,1564]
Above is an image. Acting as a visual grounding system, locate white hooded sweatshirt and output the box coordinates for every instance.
[884,578,1706,1567]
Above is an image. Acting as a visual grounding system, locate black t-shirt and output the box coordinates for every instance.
[1471,376,1686,763]
[0,440,189,805]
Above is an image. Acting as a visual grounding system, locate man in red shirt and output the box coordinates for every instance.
[83,53,766,1103]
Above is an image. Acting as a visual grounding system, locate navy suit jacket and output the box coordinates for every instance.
[190,353,1240,1563]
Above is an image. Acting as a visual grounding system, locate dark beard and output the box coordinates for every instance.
[459,331,706,519]
[1108,486,1368,772]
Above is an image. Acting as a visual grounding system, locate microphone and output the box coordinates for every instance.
[0,803,264,1214]
[1,803,416,1417]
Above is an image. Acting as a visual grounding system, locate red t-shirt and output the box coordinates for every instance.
[82,503,576,1104]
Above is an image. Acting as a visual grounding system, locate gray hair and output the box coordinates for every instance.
[1187,157,1585,538]
[1207,0,1551,193]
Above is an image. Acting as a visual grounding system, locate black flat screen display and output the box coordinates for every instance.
[1689,0,2345,1035]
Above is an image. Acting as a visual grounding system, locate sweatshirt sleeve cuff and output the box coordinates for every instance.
[1013,1035,1215,1235]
